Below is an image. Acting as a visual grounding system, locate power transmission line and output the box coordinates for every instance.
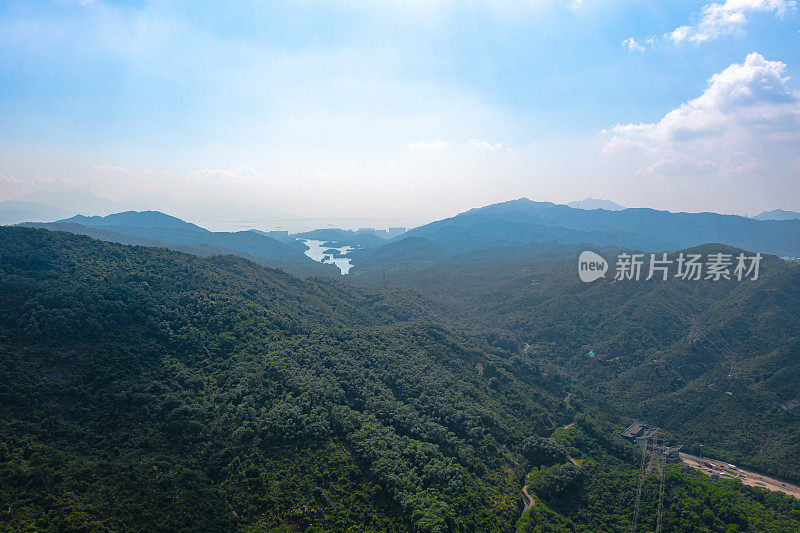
[656,432,666,533]
[631,435,650,533]
[627,280,745,532]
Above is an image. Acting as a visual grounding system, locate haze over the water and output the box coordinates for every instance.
[2,0,800,222]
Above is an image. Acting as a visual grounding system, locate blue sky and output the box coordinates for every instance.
[1,0,799,225]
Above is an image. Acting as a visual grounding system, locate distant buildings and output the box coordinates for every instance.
[355,227,388,238]
[387,227,406,239]
[355,227,406,239]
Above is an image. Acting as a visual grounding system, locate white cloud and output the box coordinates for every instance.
[0,173,23,185]
[468,139,510,151]
[622,36,653,53]
[603,53,800,178]
[92,164,132,174]
[408,139,512,152]
[625,0,796,50]
[192,165,261,185]
[669,0,796,43]
[407,140,451,150]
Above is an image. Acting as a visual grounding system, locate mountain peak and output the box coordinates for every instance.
[567,197,626,211]
[754,209,800,221]
[59,210,208,232]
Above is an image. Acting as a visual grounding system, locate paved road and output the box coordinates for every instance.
[680,453,800,500]
[522,484,534,512]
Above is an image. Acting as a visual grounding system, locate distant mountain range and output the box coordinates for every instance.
[15,190,137,216]
[0,200,75,226]
[349,198,800,275]
[567,197,626,210]
[19,211,337,277]
[754,209,800,221]
[7,198,800,278]
[61,211,207,232]
[1,190,299,231]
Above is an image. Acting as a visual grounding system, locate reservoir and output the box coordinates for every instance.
[301,239,353,274]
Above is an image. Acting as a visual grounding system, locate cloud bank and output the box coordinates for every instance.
[603,53,800,178]
[670,0,795,43]
[624,0,796,50]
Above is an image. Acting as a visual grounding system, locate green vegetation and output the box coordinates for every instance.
[21,210,338,278]
[516,418,800,532]
[351,243,800,482]
[0,227,554,531]
[1,227,799,531]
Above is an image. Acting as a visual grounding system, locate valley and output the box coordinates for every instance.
[2,199,800,531]
[4,2,800,529]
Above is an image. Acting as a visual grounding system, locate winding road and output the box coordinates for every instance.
[521,483,534,512]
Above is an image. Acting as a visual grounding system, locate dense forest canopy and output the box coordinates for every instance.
[348,240,800,482]
[1,226,799,532]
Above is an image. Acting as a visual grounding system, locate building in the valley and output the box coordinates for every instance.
[663,445,683,461]
[621,422,682,462]
[621,422,646,442]
[636,428,659,448]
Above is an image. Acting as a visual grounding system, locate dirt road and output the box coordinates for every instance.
[680,453,800,500]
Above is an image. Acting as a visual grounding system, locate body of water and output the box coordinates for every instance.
[301,239,353,274]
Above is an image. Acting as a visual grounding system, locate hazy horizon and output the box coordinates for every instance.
[3,188,797,233]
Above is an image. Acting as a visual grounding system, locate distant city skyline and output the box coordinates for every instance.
[2,1,799,221]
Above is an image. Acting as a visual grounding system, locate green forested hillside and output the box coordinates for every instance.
[350,243,800,482]
[0,227,563,531]
[1,227,799,532]
[20,211,338,278]
[518,418,800,532]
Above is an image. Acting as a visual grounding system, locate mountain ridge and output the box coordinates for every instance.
[566,197,626,211]
[58,210,208,232]
[754,209,800,221]
[19,212,338,277]
[395,198,800,257]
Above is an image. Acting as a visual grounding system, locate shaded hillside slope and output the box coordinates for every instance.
[18,211,335,277]
[360,199,800,262]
